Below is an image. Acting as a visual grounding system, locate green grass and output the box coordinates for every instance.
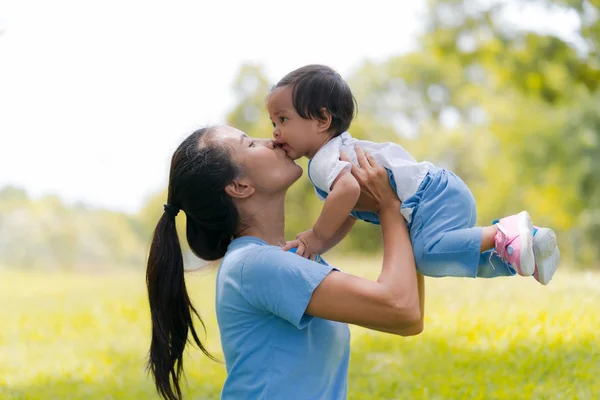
[1,258,599,399]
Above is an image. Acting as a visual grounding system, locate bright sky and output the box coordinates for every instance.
[0,0,581,212]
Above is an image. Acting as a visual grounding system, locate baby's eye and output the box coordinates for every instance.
[271,121,276,128]
[279,117,287,123]
[249,141,255,147]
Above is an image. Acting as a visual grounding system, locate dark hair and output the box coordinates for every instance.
[273,64,357,137]
[146,126,240,400]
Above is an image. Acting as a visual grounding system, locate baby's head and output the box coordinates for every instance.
[267,64,356,160]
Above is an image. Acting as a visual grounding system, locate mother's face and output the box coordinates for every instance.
[213,126,303,194]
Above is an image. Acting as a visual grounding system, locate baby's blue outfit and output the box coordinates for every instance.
[400,168,515,278]
[216,236,350,399]
[308,133,515,279]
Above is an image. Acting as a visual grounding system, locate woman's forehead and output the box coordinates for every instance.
[212,126,247,143]
[209,126,252,164]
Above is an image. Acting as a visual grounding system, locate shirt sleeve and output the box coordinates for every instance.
[240,246,336,329]
[309,138,352,194]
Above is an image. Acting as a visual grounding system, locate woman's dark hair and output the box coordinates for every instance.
[146,126,240,400]
[273,64,357,137]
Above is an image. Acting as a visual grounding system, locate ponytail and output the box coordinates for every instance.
[145,126,240,399]
[146,213,216,400]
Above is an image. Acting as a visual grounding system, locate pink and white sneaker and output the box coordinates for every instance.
[533,227,560,285]
[493,211,535,276]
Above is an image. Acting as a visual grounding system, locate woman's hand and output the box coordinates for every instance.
[340,146,399,213]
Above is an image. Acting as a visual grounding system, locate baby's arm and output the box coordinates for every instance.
[285,214,356,258]
[313,169,360,243]
[320,215,357,254]
[291,170,360,258]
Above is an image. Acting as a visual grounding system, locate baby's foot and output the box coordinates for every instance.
[493,211,535,276]
[533,227,560,285]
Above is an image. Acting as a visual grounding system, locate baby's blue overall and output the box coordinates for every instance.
[310,167,515,278]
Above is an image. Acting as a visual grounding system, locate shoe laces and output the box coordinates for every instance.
[488,222,511,271]
[488,222,521,273]
[494,223,508,259]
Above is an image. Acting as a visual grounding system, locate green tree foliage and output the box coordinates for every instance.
[224,0,600,265]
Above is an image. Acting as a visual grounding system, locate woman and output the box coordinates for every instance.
[146,125,424,400]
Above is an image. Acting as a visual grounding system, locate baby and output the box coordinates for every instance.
[267,65,560,284]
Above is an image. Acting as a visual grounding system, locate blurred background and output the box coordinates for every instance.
[1,0,599,399]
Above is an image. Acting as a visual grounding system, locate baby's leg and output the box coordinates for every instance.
[406,169,531,278]
[408,168,541,278]
[407,169,556,280]
[406,169,482,278]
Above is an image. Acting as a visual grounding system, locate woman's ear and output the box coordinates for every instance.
[224,178,255,199]
[317,107,332,133]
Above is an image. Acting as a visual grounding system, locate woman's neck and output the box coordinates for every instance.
[235,193,287,247]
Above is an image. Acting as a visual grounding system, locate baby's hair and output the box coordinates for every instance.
[273,64,357,137]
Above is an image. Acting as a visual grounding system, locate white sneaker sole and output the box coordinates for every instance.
[517,211,535,276]
[533,228,560,285]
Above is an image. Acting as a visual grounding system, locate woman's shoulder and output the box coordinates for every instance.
[223,237,332,278]
[221,238,282,274]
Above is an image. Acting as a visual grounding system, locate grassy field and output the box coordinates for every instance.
[1,258,599,400]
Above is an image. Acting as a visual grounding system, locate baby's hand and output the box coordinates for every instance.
[282,229,327,260]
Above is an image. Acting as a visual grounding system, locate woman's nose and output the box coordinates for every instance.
[257,138,275,149]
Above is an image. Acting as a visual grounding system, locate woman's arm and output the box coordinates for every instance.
[393,272,425,336]
[306,202,420,332]
[362,272,424,336]
[305,147,424,335]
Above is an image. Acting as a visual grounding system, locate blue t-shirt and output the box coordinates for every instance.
[215,236,351,400]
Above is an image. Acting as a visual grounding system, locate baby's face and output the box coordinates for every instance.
[267,85,325,160]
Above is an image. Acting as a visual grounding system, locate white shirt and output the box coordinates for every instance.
[307,132,434,218]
